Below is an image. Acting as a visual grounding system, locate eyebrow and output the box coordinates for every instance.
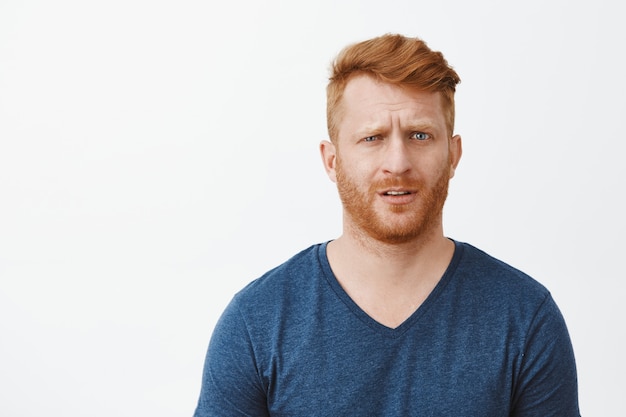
[353,124,384,136]
[404,121,438,131]
[354,121,437,137]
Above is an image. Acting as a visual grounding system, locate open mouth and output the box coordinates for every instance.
[384,191,411,196]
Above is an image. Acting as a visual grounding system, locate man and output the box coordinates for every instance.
[193,34,580,416]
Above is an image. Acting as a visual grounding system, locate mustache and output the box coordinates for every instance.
[369,178,423,191]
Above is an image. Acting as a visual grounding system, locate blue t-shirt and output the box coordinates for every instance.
[194,241,579,416]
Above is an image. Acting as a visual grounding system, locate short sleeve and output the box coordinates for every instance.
[193,297,269,417]
[511,294,580,416]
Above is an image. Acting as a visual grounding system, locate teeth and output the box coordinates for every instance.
[386,191,409,195]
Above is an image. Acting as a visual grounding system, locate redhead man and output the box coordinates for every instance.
[193,34,579,416]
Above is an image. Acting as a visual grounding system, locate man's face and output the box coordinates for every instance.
[321,74,462,244]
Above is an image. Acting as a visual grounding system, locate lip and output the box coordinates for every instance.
[378,189,417,205]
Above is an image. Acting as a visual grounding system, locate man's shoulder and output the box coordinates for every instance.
[447,241,562,339]
[232,242,327,304]
[454,240,550,301]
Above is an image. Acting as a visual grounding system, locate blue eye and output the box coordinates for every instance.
[411,132,430,141]
[363,136,378,142]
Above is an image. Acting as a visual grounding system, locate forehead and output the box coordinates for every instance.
[337,74,447,135]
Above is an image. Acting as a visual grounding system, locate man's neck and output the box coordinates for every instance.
[326,226,455,328]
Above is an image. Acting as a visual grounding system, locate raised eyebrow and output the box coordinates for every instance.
[352,126,385,140]
[405,122,436,132]
[355,124,385,135]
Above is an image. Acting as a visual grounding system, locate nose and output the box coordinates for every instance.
[381,138,412,176]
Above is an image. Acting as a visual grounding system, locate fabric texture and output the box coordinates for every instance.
[193,240,579,416]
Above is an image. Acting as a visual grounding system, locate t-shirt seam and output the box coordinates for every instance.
[521,292,552,352]
[511,291,556,411]
[233,300,267,396]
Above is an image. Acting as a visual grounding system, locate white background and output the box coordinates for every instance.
[1,0,624,415]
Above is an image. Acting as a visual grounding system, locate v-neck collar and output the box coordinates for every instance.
[317,239,464,338]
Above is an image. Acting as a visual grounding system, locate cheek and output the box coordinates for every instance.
[337,154,367,177]
[351,162,377,186]
[416,152,451,181]
[337,160,371,193]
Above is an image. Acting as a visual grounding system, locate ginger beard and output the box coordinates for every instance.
[335,155,452,245]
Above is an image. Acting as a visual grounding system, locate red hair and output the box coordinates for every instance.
[327,34,461,141]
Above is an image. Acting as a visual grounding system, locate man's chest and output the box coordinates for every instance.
[260,329,515,416]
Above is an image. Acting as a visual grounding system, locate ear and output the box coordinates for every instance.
[448,135,462,178]
[320,140,337,183]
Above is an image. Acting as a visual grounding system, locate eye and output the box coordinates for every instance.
[363,135,379,142]
[411,132,431,141]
